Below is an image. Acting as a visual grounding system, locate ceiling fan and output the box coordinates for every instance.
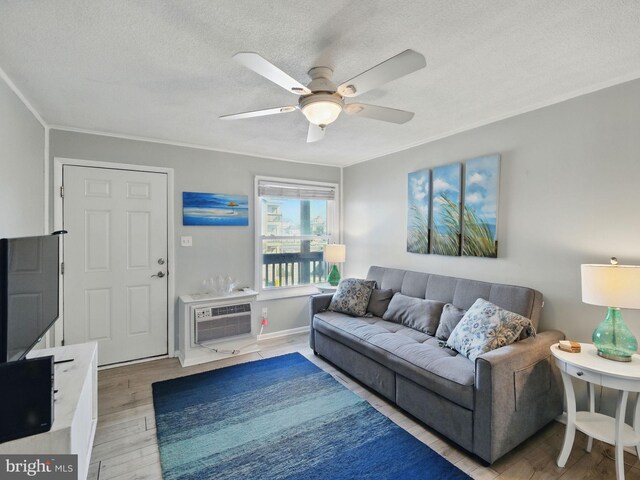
[220,49,426,143]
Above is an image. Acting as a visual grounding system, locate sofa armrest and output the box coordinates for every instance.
[474,329,565,463]
[309,293,334,351]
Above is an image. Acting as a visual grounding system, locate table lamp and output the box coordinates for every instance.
[581,258,640,362]
[324,244,346,286]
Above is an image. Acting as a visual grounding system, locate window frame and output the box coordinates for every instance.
[254,175,340,300]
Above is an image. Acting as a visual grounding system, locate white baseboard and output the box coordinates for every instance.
[99,354,169,370]
[258,326,310,341]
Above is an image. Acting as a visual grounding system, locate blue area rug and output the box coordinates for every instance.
[152,353,470,480]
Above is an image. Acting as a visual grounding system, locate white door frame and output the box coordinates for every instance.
[53,157,176,359]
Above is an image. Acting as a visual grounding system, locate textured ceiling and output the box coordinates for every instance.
[0,1,639,166]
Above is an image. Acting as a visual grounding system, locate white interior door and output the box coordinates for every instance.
[62,165,168,365]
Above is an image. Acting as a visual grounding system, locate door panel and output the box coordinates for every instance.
[63,166,168,365]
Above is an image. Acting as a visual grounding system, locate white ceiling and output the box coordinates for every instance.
[1,1,639,167]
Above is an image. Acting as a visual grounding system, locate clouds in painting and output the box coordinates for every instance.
[407,169,431,254]
[464,155,500,229]
[408,169,430,217]
[432,163,461,225]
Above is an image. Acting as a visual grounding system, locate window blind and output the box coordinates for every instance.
[257,180,336,200]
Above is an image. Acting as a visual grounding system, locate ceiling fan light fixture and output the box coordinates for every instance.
[300,95,343,126]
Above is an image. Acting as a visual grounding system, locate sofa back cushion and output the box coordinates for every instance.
[435,303,467,341]
[367,266,542,330]
[382,293,445,335]
[366,288,394,317]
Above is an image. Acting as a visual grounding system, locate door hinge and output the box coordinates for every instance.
[59,186,64,198]
[60,262,64,275]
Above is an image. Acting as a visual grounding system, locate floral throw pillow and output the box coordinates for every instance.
[446,298,536,362]
[328,278,376,317]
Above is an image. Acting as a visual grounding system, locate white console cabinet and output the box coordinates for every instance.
[0,342,98,480]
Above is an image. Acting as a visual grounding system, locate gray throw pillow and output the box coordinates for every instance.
[435,303,467,340]
[382,293,445,335]
[366,288,394,317]
[328,278,376,317]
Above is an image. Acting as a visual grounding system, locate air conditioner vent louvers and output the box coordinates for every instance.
[194,302,252,344]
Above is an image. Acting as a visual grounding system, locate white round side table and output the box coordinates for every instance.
[550,343,640,480]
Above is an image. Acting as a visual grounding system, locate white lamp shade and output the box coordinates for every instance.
[324,244,346,263]
[581,264,640,309]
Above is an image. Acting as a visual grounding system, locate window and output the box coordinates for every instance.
[255,177,339,295]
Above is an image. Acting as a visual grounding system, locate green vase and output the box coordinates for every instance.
[593,307,638,362]
[328,264,341,286]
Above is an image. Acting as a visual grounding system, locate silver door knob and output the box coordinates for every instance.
[151,271,165,278]
[158,258,165,265]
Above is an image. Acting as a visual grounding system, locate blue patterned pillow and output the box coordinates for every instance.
[446,298,536,361]
[329,278,376,317]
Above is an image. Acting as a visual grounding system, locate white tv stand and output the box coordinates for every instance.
[0,342,98,480]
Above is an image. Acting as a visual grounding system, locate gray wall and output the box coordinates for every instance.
[343,78,640,415]
[0,77,45,237]
[49,130,340,339]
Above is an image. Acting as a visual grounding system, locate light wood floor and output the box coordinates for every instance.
[90,333,640,480]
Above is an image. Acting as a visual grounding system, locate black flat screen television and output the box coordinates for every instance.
[0,235,60,363]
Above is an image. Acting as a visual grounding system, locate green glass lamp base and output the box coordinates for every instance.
[593,307,638,362]
[328,265,341,286]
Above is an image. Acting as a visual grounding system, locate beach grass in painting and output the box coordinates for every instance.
[431,163,462,256]
[183,192,249,226]
[463,155,500,257]
[407,169,431,254]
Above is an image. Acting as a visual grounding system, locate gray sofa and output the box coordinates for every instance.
[309,266,564,464]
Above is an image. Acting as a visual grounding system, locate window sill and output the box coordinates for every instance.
[257,285,321,302]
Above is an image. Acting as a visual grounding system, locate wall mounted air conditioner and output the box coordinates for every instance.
[177,290,259,367]
[193,302,252,345]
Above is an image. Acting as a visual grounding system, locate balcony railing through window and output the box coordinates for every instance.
[262,251,326,288]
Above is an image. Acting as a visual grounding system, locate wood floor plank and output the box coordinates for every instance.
[91,428,157,463]
[99,448,160,480]
[98,404,154,428]
[87,462,100,480]
[98,444,159,470]
[94,417,146,446]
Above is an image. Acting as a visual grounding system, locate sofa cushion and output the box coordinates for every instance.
[446,298,536,361]
[313,311,475,410]
[367,288,394,317]
[435,304,467,341]
[383,293,445,335]
[328,278,376,317]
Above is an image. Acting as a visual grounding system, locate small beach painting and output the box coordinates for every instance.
[463,154,500,257]
[431,163,462,256]
[183,192,249,226]
[407,169,431,254]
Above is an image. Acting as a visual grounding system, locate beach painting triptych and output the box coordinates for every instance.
[407,154,500,258]
[183,192,249,226]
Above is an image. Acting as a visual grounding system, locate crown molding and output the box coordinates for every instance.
[48,125,343,168]
[0,65,48,128]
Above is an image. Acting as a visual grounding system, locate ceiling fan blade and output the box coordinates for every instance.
[234,52,311,95]
[307,123,325,143]
[344,103,414,124]
[219,106,297,121]
[337,49,426,97]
